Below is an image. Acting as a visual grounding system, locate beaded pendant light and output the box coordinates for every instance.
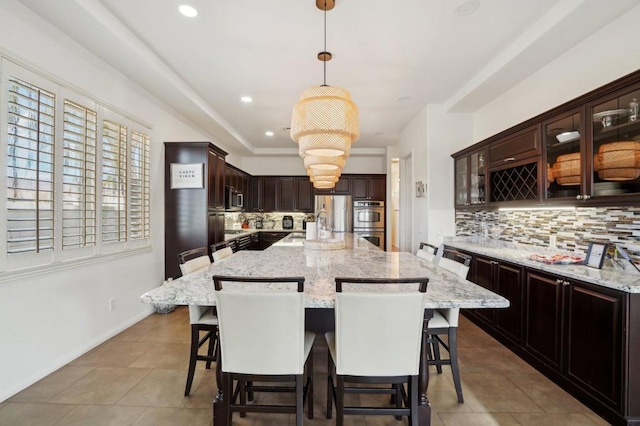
[290,0,359,187]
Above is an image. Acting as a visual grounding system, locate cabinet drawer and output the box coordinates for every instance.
[488,124,541,169]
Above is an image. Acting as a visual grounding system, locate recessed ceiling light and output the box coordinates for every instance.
[398,96,412,102]
[265,131,274,137]
[455,1,480,16]
[241,96,253,103]
[178,5,198,18]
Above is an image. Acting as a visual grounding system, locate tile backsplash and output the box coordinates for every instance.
[455,206,640,264]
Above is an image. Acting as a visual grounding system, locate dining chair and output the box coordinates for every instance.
[416,242,439,263]
[177,247,218,397]
[210,241,234,261]
[213,275,314,426]
[428,247,472,403]
[326,276,429,426]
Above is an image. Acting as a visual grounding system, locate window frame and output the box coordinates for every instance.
[0,58,152,275]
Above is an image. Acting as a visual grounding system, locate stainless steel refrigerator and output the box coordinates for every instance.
[314,195,352,233]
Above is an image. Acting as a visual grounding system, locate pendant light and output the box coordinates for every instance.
[290,0,359,188]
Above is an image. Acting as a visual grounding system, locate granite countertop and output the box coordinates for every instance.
[142,233,509,310]
[444,239,640,293]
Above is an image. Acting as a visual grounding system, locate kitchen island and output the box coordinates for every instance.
[142,234,509,426]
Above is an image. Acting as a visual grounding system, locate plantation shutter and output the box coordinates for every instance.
[130,131,150,240]
[101,119,127,243]
[6,78,55,254]
[62,100,97,249]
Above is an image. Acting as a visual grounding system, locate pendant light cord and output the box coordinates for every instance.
[323,1,327,86]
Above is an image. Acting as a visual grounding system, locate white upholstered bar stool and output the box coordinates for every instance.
[416,242,439,263]
[326,277,429,426]
[210,242,234,262]
[428,248,471,403]
[177,247,218,397]
[213,275,315,426]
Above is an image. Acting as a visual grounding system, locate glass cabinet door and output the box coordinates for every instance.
[469,150,486,205]
[589,84,640,198]
[455,156,468,206]
[544,110,583,199]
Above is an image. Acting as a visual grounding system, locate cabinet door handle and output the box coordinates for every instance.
[556,279,563,284]
[583,194,591,200]
[576,195,584,200]
[563,280,570,286]
[503,157,516,162]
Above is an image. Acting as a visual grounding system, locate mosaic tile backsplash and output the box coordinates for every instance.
[455,207,640,265]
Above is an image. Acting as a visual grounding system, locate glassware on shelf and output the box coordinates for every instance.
[629,98,639,122]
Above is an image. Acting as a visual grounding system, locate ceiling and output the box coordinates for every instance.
[17,0,639,156]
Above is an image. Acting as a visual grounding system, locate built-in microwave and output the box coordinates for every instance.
[225,186,243,210]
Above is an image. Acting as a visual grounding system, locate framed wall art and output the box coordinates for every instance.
[170,163,204,189]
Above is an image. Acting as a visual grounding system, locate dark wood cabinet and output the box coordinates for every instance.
[564,279,623,410]
[524,270,564,369]
[164,142,227,280]
[352,175,386,200]
[249,176,314,212]
[314,175,351,195]
[469,254,523,343]
[260,231,290,250]
[453,69,640,207]
[459,251,637,426]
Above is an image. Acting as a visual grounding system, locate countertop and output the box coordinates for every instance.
[444,239,640,293]
[142,233,509,309]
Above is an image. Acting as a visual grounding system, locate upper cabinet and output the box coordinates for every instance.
[249,176,314,213]
[314,175,351,195]
[544,108,585,201]
[352,175,386,200]
[455,148,487,207]
[588,83,640,201]
[453,69,640,207]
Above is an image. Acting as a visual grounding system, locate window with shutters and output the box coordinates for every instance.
[1,60,151,273]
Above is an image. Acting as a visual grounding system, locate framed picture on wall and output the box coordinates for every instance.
[585,242,608,269]
[170,163,204,189]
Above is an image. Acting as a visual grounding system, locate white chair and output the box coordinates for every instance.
[326,277,429,426]
[211,242,234,262]
[177,247,217,397]
[213,275,314,426]
[428,248,472,403]
[416,242,439,263]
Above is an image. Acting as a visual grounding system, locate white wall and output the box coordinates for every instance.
[473,4,640,143]
[0,2,213,401]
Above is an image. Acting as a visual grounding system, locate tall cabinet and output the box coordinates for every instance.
[164,142,227,279]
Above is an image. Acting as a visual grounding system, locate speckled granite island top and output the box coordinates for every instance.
[142,234,509,309]
[444,239,640,293]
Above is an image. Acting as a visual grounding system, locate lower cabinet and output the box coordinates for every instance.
[260,231,290,250]
[469,254,523,344]
[460,255,635,426]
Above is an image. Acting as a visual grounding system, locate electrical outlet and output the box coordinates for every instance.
[108,298,116,311]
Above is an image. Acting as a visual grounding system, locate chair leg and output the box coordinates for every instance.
[223,372,233,425]
[184,324,199,396]
[449,328,464,403]
[307,347,314,419]
[432,333,443,374]
[205,327,217,369]
[326,350,333,419]
[395,383,402,420]
[296,375,304,426]
[239,381,246,417]
[336,375,344,426]
[410,375,418,426]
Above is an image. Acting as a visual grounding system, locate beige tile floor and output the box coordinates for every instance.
[1,307,611,425]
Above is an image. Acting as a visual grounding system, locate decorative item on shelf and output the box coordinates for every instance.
[556,130,580,143]
[547,162,554,187]
[290,0,359,189]
[629,98,639,122]
[593,109,628,128]
[593,141,640,181]
[552,152,581,185]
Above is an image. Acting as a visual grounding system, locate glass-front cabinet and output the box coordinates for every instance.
[588,83,640,200]
[455,148,486,207]
[544,109,584,200]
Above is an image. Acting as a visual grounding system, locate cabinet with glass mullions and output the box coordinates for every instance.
[544,108,585,200]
